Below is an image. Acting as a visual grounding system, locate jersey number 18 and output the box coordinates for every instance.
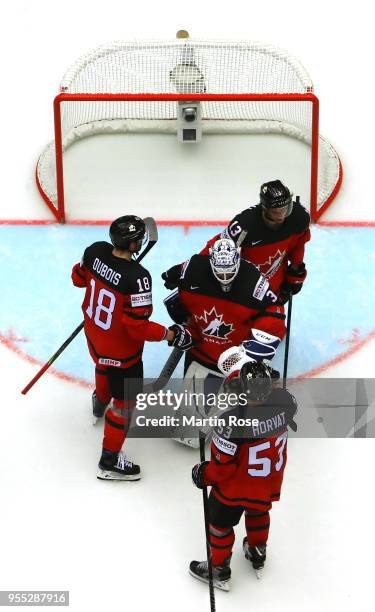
[86,279,116,330]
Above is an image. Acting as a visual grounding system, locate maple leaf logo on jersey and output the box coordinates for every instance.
[195,307,233,339]
[258,249,286,278]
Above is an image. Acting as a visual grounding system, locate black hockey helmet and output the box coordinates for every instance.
[240,361,273,402]
[260,180,293,215]
[109,215,146,251]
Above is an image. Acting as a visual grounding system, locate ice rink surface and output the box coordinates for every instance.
[1,2,375,611]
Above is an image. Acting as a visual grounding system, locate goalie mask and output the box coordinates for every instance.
[109,215,146,252]
[209,238,241,292]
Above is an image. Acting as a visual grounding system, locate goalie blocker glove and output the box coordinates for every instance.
[168,324,193,351]
[242,329,281,362]
[279,262,307,302]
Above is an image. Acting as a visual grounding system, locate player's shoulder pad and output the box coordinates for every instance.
[83,241,112,265]
[225,204,262,244]
[289,202,310,233]
[180,254,209,284]
[270,387,297,414]
[124,260,152,286]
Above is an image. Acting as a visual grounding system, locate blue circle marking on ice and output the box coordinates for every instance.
[1,225,374,382]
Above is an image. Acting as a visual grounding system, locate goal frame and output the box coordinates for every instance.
[37,91,339,224]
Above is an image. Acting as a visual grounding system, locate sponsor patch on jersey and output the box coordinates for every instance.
[212,433,237,456]
[130,292,152,307]
[253,275,269,301]
[98,358,121,367]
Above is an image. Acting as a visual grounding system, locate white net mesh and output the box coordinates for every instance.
[36,39,341,219]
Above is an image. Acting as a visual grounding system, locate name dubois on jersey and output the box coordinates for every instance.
[93,258,121,285]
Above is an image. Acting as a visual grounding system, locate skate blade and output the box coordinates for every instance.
[189,570,230,592]
[96,469,141,481]
[244,550,263,579]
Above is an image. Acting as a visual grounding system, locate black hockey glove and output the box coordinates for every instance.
[192,461,210,489]
[168,324,193,351]
[162,264,182,290]
[279,262,307,302]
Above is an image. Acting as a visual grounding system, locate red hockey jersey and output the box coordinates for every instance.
[72,241,167,368]
[203,388,297,511]
[164,254,279,369]
[201,202,310,292]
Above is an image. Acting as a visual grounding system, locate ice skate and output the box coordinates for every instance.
[97,450,141,481]
[243,538,266,579]
[189,559,231,591]
[92,391,108,425]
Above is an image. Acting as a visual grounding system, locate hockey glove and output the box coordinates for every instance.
[162,264,182,290]
[192,461,210,489]
[168,324,193,351]
[279,263,307,303]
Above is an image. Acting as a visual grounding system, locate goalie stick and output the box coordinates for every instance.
[143,347,184,393]
[21,218,158,395]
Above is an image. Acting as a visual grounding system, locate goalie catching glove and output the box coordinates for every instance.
[168,324,193,351]
[279,262,307,302]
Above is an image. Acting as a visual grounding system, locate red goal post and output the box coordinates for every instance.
[36,39,342,223]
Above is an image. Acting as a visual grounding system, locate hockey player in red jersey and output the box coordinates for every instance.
[72,216,192,480]
[200,179,310,303]
[189,359,297,591]
[162,238,285,447]
[163,237,284,369]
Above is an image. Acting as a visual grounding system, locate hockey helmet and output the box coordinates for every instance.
[109,215,146,251]
[260,180,293,216]
[239,360,273,402]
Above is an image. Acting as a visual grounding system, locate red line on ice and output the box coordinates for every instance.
[3,327,375,393]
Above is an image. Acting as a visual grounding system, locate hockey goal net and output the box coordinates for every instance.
[36,38,342,223]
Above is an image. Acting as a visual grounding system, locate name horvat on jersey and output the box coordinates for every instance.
[93,258,122,286]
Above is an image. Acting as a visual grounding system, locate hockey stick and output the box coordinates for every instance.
[143,348,184,393]
[199,432,216,611]
[21,218,158,395]
[282,293,293,389]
